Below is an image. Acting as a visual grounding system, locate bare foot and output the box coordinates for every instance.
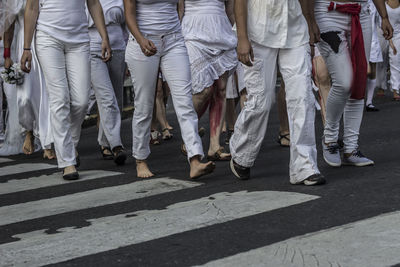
[43,149,57,160]
[166,122,173,131]
[23,131,35,155]
[136,160,155,178]
[190,156,215,179]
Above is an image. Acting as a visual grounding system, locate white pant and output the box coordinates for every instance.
[90,51,123,149]
[316,1,372,154]
[376,30,389,90]
[36,30,90,168]
[230,42,320,184]
[0,77,4,135]
[125,33,203,160]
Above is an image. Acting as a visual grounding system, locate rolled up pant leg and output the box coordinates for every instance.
[230,43,278,168]
[91,53,122,149]
[36,31,77,168]
[125,39,159,160]
[160,34,203,159]
[279,45,320,183]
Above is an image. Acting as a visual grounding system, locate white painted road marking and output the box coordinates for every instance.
[0,191,318,266]
[0,178,201,226]
[201,211,400,267]
[0,170,124,195]
[0,163,56,177]
[0,158,13,164]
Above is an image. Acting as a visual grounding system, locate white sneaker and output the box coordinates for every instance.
[322,140,341,167]
[342,150,374,167]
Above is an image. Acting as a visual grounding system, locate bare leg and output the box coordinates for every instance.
[240,89,247,109]
[225,99,237,131]
[313,55,331,126]
[277,82,290,146]
[162,81,173,130]
[192,86,213,118]
[23,130,35,155]
[155,78,172,139]
[208,72,230,158]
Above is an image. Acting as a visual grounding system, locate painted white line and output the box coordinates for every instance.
[201,211,400,267]
[0,163,56,177]
[0,158,13,164]
[0,191,318,266]
[0,178,201,226]
[0,170,124,195]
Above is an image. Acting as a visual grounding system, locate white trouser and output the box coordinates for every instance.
[230,43,320,184]
[125,32,203,160]
[316,1,372,154]
[36,30,90,168]
[376,30,389,90]
[0,77,3,135]
[388,34,400,91]
[90,51,123,149]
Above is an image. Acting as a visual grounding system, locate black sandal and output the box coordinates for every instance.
[113,146,127,166]
[277,133,290,147]
[101,146,114,160]
[207,147,231,161]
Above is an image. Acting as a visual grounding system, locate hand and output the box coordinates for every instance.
[101,40,112,62]
[381,17,393,40]
[20,50,32,73]
[4,57,13,69]
[138,37,157,57]
[237,37,254,66]
[308,20,321,46]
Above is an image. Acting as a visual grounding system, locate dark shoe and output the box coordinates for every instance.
[303,173,326,186]
[366,104,379,112]
[230,159,250,180]
[62,170,80,181]
[198,127,206,138]
[225,130,234,145]
[101,146,114,160]
[113,146,127,166]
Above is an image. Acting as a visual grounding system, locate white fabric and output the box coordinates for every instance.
[136,0,180,36]
[36,30,90,168]
[37,0,89,44]
[125,33,204,160]
[88,0,127,51]
[226,63,246,99]
[90,51,123,149]
[368,0,383,63]
[316,0,372,154]
[386,3,400,35]
[230,43,320,183]
[376,28,389,90]
[245,0,309,49]
[181,0,237,94]
[388,35,400,91]
[0,0,24,36]
[366,78,376,105]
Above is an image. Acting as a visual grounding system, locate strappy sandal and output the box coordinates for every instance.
[277,133,290,147]
[101,146,114,160]
[162,128,173,140]
[207,147,231,161]
[150,131,160,145]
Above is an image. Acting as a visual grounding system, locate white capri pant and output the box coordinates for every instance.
[376,29,390,91]
[315,1,372,154]
[230,42,320,184]
[36,30,90,168]
[90,50,124,149]
[125,32,203,160]
[226,63,246,99]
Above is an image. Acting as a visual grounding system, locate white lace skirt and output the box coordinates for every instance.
[182,3,238,94]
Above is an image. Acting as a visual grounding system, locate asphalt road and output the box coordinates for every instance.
[1,90,400,267]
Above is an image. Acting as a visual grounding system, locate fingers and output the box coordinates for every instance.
[239,53,252,67]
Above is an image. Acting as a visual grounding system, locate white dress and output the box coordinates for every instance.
[181,0,238,94]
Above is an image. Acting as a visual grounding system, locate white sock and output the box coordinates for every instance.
[366,78,376,106]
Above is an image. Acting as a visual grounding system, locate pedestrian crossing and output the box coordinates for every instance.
[0,157,399,267]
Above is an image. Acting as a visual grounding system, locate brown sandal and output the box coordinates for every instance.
[207,147,231,161]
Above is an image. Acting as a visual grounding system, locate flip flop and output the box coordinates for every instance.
[207,147,231,161]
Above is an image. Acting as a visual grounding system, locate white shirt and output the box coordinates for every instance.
[386,3,400,35]
[136,0,181,36]
[246,0,309,48]
[37,0,89,44]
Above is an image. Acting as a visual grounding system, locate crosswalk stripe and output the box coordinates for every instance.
[0,170,124,195]
[0,158,13,164]
[200,211,400,267]
[0,178,201,226]
[0,190,318,266]
[0,163,56,177]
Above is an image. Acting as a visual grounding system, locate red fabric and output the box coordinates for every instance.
[3,48,10,59]
[328,2,367,99]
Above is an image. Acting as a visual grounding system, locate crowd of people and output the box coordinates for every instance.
[0,0,397,185]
